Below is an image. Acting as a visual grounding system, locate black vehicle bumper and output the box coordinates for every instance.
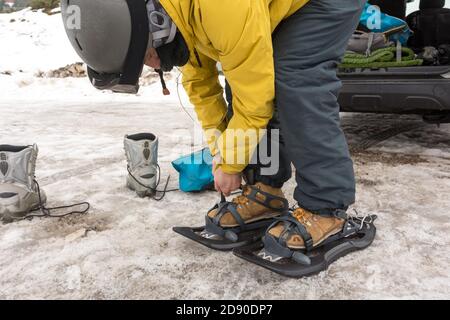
[338,66,450,114]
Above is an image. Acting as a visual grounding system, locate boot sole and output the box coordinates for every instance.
[0,189,45,218]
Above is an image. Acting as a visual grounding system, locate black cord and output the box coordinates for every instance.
[3,180,90,222]
[33,180,90,218]
[175,68,198,125]
[126,164,178,201]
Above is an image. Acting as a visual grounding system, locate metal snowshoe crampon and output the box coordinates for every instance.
[173,184,290,251]
[233,209,377,278]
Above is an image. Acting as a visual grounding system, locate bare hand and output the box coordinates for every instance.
[213,168,242,196]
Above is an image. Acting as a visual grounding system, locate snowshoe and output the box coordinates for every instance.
[233,212,377,278]
[173,184,289,251]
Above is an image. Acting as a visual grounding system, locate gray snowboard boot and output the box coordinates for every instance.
[124,133,159,197]
[0,144,46,219]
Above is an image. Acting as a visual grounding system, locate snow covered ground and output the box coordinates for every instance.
[0,9,449,300]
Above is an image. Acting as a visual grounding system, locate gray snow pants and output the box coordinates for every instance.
[226,0,366,215]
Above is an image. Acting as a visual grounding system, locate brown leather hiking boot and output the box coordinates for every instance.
[268,207,345,249]
[208,182,287,228]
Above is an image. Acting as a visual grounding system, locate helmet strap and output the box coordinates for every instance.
[146,0,177,48]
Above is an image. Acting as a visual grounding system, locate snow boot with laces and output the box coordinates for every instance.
[0,144,46,220]
[124,133,159,198]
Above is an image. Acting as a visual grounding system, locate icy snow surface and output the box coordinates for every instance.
[0,9,449,300]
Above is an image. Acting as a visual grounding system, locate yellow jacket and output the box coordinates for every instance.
[160,0,309,173]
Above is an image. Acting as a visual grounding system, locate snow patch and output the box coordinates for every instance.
[0,9,81,74]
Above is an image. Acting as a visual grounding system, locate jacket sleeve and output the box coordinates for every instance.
[204,0,275,173]
[181,52,228,157]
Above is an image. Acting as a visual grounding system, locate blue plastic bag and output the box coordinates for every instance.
[360,3,412,45]
[172,148,214,192]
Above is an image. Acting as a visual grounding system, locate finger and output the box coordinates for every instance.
[228,179,239,193]
[215,178,224,194]
[234,180,242,192]
[214,180,221,193]
[213,170,218,190]
[223,188,231,197]
[226,181,235,196]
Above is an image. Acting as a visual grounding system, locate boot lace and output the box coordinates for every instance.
[232,186,251,206]
[292,208,312,225]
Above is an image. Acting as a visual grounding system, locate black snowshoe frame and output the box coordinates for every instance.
[173,185,289,251]
[233,213,377,278]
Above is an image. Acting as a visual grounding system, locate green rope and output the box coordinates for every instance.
[340,47,423,69]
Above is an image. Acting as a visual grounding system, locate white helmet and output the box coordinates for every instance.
[61,0,178,94]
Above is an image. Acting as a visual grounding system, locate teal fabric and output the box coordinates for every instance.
[360,3,412,45]
[172,148,214,192]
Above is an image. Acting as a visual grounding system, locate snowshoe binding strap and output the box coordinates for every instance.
[242,185,289,212]
[204,186,289,242]
[265,214,314,254]
[205,202,244,242]
[204,197,269,242]
[261,212,371,265]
